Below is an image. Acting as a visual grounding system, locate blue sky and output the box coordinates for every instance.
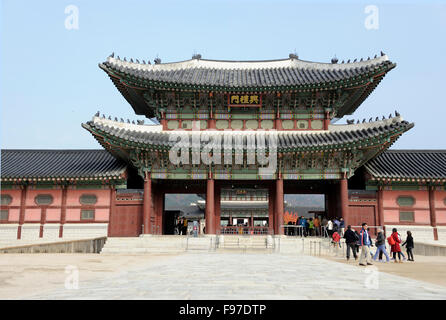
[1,0,446,149]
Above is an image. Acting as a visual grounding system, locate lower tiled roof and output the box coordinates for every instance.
[1,149,126,181]
[82,116,413,152]
[365,150,446,181]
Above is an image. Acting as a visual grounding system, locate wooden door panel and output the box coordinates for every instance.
[109,204,142,237]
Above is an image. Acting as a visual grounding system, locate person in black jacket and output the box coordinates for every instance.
[343,225,358,261]
[402,231,415,261]
[373,229,390,262]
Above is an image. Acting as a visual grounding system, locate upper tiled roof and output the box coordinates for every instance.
[82,115,413,152]
[100,54,394,89]
[1,149,126,181]
[365,150,446,181]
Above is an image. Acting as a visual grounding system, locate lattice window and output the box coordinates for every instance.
[0,194,12,205]
[35,194,53,205]
[397,196,415,207]
[0,210,8,221]
[79,194,97,205]
[81,210,95,220]
[399,211,414,222]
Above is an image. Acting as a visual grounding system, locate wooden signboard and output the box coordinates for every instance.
[228,94,262,110]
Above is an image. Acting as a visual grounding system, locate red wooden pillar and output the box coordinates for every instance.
[377,186,385,233]
[59,185,68,238]
[214,183,221,234]
[268,184,275,234]
[429,186,438,241]
[275,178,284,235]
[154,190,164,235]
[209,98,216,129]
[143,172,152,234]
[161,111,167,130]
[17,185,27,239]
[339,177,349,224]
[39,207,46,238]
[205,176,215,234]
[275,113,282,130]
[323,110,330,130]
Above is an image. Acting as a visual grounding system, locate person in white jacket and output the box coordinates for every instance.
[327,219,334,237]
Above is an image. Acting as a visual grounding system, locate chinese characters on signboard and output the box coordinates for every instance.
[228,94,261,107]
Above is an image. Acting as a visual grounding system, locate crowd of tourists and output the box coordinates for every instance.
[342,223,415,265]
[285,216,345,238]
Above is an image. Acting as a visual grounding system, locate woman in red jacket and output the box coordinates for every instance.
[390,228,403,263]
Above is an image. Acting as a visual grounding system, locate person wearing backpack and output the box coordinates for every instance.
[332,230,341,249]
[373,228,390,262]
[402,230,415,261]
[389,228,403,263]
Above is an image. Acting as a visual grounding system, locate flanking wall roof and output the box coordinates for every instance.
[365,150,446,183]
[0,149,127,183]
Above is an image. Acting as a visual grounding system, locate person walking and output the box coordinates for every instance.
[333,217,340,233]
[358,223,373,266]
[344,225,358,261]
[397,232,408,261]
[339,218,345,237]
[354,230,360,254]
[313,216,321,236]
[327,219,334,238]
[308,218,314,236]
[192,220,199,237]
[373,228,390,262]
[402,231,415,261]
[367,228,374,258]
[389,228,403,263]
[332,230,341,249]
[300,216,307,237]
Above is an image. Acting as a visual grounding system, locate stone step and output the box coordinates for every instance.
[100,236,215,254]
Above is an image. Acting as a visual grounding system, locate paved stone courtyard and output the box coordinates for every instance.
[20,252,446,300]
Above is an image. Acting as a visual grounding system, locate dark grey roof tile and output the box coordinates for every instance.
[1,150,126,179]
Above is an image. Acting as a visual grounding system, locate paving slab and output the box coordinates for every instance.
[20,252,446,300]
